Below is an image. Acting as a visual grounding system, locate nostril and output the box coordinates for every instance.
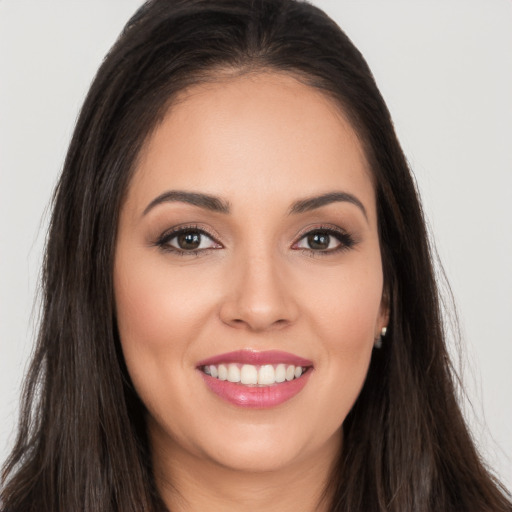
[223,316,290,331]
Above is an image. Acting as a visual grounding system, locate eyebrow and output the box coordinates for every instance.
[142,189,367,220]
[143,190,231,216]
[289,192,368,220]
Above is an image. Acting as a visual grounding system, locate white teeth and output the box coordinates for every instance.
[240,364,258,385]
[218,364,228,381]
[258,365,275,385]
[227,364,241,382]
[203,362,309,386]
[275,364,286,383]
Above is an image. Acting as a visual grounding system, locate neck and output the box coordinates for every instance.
[150,425,340,512]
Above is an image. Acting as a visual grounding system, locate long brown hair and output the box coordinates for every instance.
[2,1,511,510]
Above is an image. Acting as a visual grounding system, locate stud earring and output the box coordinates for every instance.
[374,326,387,349]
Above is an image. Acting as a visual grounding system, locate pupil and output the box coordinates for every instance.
[308,232,330,250]
[178,232,201,250]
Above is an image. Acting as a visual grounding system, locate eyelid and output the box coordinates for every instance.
[291,223,356,253]
[153,222,355,256]
[155,224,223,253]
[292,223,349,241]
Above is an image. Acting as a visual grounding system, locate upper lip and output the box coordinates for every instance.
[196,349,313,367]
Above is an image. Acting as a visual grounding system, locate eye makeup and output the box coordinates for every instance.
[153,224,222,256]
[151,221,357,258]
[292,224,357,256]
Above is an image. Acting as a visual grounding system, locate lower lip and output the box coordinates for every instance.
[199,370,312,409]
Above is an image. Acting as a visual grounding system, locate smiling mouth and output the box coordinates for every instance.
[201,363,310,386]
[196,350,314,407]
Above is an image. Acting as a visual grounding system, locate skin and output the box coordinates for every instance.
[114,72,388,512]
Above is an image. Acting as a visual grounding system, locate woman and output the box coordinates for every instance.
[1,0,511,510]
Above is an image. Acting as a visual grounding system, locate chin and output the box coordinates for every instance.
[208,436,305,473]
[197,417,342,474]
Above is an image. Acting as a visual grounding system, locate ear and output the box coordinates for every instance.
[375,288,390,338]
[373,295,390,349]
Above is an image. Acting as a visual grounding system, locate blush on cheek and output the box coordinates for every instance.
[115,254,218,363]
[317,292,382,344]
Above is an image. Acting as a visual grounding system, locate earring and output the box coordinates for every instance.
[374,326,387,349]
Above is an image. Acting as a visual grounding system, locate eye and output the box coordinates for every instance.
[294,228,355,253]
[157,227,221,253]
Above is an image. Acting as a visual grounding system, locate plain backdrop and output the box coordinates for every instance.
[1,0,511,489]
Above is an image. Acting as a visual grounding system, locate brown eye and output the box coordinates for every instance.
[176,232,201,250]
[306,232,331,250]
[297,230,341,251]
[161,228,220,252]
[294,227,355,254]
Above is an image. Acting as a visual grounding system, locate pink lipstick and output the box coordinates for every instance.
[197,350,313,409]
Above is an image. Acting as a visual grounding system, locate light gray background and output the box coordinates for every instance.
[1,0,511,489]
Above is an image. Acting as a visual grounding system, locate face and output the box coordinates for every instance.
[114,73,388,475]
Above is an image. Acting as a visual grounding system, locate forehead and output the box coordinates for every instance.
[128,72,375,220]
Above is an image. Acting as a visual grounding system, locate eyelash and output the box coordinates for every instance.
[154,224,356,257]
[155,224,221,256]
[293,225,356,257]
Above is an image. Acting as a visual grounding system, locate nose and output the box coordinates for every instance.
[219,251,299,332]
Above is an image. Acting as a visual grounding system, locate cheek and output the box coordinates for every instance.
[297,255,383,427]
[113,250,221,435]
[113,251,215,418]
[114,252,214,356]
[303,255,384,348]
